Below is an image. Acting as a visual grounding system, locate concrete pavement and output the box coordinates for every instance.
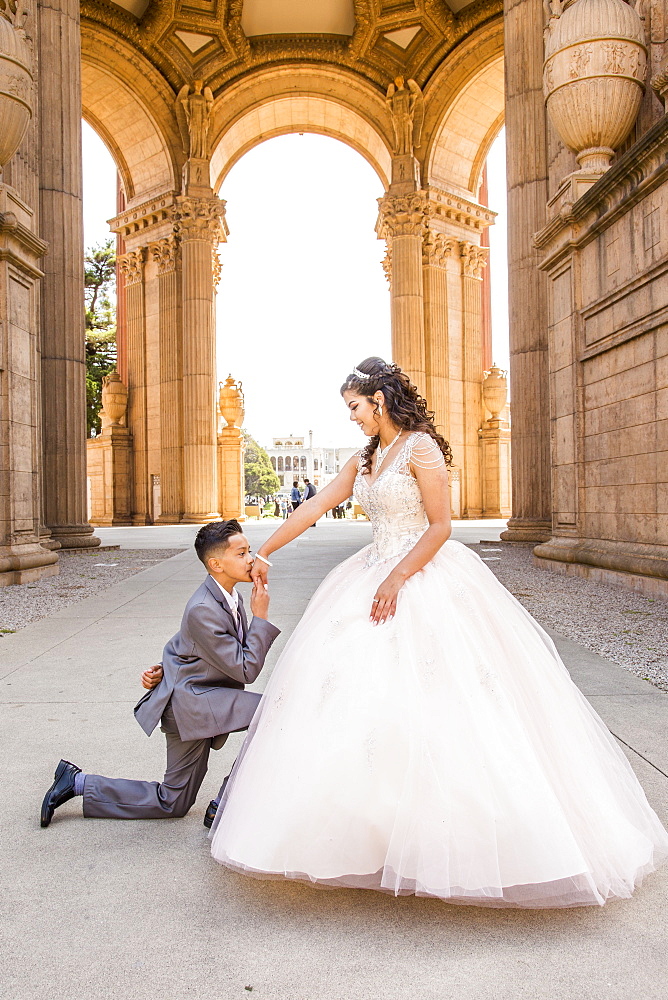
[1,521,666,1000]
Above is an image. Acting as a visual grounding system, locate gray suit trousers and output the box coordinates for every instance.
[82,704,229,820]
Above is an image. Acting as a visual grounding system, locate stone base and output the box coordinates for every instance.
[533,536,668,581]
[501,518,552,542]
[155,514,182,524]
[47,527,100,550]
[0,543,60,588]
[180,512,221,524]
[532,554,668,602]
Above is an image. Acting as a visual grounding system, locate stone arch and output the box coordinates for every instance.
[422,20,504,197]
[209,67,393,191]
[80,29,182,203]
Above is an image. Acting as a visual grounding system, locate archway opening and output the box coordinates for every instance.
[216,132,391,466]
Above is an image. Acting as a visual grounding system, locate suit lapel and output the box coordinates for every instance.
[204,576,239,635]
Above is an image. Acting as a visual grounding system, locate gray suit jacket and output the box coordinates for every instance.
[134,576,280,743]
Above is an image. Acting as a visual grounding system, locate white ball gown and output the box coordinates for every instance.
[211,432,668,907]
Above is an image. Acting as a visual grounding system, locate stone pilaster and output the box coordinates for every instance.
[148,235,182,522]
[422,232,457,438]
[0,191,59,584]
[117,248,149,524]
[37,0,99,548]
[460,242,488,518]
[376,192,426,394]
[501,0,552,542]
[173,194,227,523]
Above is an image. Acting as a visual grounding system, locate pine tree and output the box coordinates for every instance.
[85,239,117,436]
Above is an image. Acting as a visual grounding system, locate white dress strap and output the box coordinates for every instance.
[408,432,446,471]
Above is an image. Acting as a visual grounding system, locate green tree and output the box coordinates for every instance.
[85,239,117,437]
[244,431,280,496]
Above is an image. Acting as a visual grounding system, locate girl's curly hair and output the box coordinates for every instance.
[340,357,453,475]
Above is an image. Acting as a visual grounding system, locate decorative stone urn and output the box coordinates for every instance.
[219,375,244,429]
[543,0,647,175]
[482,364,508,421]
[101,371,128,427]
[0,4,33,168]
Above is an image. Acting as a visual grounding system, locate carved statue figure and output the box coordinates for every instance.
[385,77,424,156]
[176,79,213,159]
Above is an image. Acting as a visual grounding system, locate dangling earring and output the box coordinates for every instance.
[378,404,383,418]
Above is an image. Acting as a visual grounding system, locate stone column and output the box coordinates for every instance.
[459,242,488,518]
[376,193,426,394]
[37,0,98,548]
[422,233,456,436]
[501,0,552,542]
[173,195,226,523]
[149,236,182,522]
[117,249,149,524]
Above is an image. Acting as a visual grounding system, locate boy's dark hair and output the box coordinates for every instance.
[293,480,298,487]
[304,479,310,484]
[194,519,243,567]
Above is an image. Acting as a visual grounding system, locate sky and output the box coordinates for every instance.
[82,122,508,450]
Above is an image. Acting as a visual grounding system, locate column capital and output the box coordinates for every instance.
[173,195,228,244]
[459,241,488,279]
[422,231,458,268]
[376,191,428,239]
[148,235,179,274]
[117,247,146,285]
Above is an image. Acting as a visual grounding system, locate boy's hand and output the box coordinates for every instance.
[141,665,163,690]
[250,579,270,621]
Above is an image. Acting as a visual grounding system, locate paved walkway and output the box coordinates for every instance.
[1,522,666,1000]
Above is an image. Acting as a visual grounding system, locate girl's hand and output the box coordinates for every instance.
[370,572,403,625]
[251,554,270,588]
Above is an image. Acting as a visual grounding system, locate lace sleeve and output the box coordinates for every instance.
[409,433,446,470]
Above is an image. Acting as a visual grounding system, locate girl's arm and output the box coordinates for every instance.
[251,455,359,585]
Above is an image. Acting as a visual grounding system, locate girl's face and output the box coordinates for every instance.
[343,390,381,437]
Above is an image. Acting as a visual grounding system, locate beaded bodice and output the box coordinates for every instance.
[354,432,438,567]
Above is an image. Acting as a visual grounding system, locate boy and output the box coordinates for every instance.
[40,520,279,828]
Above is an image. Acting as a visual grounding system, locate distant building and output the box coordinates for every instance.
[265,431,357,490]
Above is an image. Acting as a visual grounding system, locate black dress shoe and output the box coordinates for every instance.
[203,799,218,829]
[40,759,81,828]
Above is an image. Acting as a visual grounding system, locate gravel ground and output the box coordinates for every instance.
[0,548,185,633]
[468,542,668,693]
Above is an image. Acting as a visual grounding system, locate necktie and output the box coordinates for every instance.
[234,604,244,643]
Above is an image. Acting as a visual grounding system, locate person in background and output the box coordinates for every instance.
[290,481,301,513]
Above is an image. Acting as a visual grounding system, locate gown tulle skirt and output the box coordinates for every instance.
[210,538,668,907]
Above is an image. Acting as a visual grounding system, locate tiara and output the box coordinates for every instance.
[352,367,371,380]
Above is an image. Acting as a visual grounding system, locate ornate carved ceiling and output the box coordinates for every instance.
[81,0,502,97]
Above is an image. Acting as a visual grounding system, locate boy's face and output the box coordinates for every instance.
[207,533,254,583]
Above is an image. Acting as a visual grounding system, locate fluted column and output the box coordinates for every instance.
[117,249,149,524]
[38,0,98,548]
[149,236,182,522]
[173,195,226,523]
[376,193,426,394]
[501,0,552,541]
[460,242,488,518]
[422,233,457,436]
